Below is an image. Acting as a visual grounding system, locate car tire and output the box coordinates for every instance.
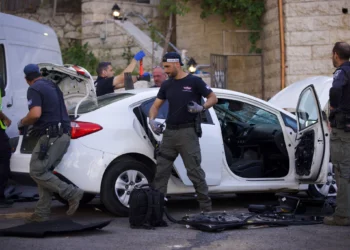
[100,158,153,217]
[53,192,96,205]
[308,162,337,198]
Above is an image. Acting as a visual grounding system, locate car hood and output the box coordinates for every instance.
[38,63,97,114]
[268,76,332,112]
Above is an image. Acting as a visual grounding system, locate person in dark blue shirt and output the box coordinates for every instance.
[148,52,218,212]
[324,42,350,226]
[18,64,84,223]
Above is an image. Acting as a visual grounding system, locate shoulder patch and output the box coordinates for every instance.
[333,69,342,79]
[28,99,32,106]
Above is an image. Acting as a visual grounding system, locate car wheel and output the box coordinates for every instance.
[101,158,153,216]
[308,162,337,198]
[53,192,96,205]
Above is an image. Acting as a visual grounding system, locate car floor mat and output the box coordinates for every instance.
[0,218,112,238]
[164,209,324,232]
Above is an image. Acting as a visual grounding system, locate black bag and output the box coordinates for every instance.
[128,184,168,229]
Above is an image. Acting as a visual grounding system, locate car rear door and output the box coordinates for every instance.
[294,84,330,183]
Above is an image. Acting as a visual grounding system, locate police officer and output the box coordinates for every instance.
[95,50,147,97]
[18,64,84,222]
[0,74,13,208]
[324,42,350,226]
[148,52,218,212]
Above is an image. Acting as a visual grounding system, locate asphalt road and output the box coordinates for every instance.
[0,192,349,250]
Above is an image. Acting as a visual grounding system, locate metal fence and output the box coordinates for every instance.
[210,54,228,89]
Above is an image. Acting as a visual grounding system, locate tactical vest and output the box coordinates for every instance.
[337,64,350,113]
[0,88,6,130]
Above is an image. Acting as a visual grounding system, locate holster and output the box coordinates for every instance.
[38,135,50,160]
[194,113,202,138]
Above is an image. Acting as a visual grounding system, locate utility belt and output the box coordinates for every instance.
[166,113,203,138]
[31,124,71,138]
[329,111,350,132]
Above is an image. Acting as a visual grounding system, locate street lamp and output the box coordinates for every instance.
[188,57,197,73]
[112,4,121,20]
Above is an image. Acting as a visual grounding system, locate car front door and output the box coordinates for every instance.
[139,97,224,186]
[295,84,330,183]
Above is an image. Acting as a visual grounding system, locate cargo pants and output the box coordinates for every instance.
[152,126,212,211]
[30,133,81,218]
[330,128,350,219]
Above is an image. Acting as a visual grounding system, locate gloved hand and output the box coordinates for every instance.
[137,72,150,82]
[187,101,205,113]
[149,119,163,135]
[17,119,25,134]
[134,50,146,61]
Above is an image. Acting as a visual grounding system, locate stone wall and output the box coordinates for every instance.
[262,0,281,100]
[8,6,82,49]
[82,0,167,72]
[284,0,350,86]
[176,1,263,98]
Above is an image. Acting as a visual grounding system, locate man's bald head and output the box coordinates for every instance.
[152,66,167,87]
[332,42,350,67]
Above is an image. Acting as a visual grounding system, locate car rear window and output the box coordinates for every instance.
[68,93,134,114]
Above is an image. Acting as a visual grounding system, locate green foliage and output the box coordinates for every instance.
[199,0,265,53]
[122,46,134,65]
[61,42,99,74]
[158,0,191,17]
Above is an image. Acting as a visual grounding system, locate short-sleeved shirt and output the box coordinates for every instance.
[330,62,350,109]
[95,76,114,97]
[157,74,212,125]
[27,78,70,131]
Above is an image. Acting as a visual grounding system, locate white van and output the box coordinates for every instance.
[0,13,63,139]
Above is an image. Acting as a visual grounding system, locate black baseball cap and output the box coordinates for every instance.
[162,52,184,66]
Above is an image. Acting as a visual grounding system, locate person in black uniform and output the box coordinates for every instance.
[95,50,148,97]
[148,52,218,212]
[324,42,350,226]
[0,74,13,208]
[18,64,84,222]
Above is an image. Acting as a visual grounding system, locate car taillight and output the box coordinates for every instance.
[70,121,102,139]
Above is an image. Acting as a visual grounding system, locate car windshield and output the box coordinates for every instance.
[68,93,134,114]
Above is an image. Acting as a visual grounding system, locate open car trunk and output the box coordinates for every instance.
[39,63,98,118]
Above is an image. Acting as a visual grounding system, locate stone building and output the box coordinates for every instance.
[1,0,349,99]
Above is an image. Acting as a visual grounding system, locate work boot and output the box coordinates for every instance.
[66,189,84,216]
[0,198,14,208]
[323,215,350,226]
[25,213,49,223]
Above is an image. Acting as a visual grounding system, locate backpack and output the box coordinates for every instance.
[128,184,168,229]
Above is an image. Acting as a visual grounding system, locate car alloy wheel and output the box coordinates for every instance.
[115,170,149,207]
[308,162,337,198]
[101,157,153,216]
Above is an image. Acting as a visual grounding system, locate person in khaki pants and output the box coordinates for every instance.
[148,52,218,212]
[18,64,84,223]
[324,42,350,226]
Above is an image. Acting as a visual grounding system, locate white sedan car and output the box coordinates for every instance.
[10,64,330,216]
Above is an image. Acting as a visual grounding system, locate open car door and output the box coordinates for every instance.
[294,84,330,184]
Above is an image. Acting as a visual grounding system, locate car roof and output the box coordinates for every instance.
[268,76,332,111]
[115,87,295,118]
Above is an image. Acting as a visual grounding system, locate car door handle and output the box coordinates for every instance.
[7,97,13,107]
